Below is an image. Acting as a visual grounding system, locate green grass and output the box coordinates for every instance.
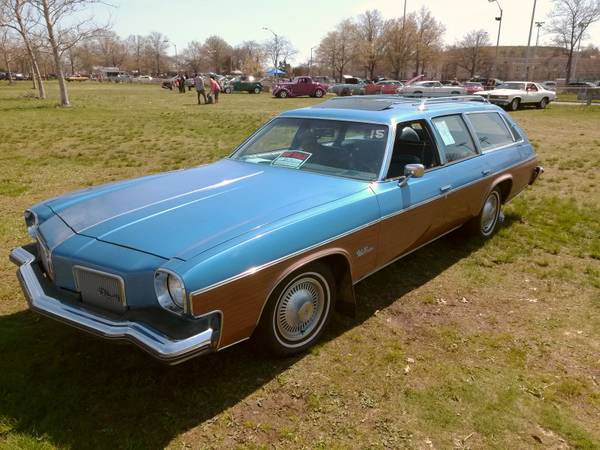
[0,81,599,449]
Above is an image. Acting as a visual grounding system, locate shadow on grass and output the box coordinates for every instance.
[0,217,520,449]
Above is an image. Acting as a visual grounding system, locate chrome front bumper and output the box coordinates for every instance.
[9,246,216,365]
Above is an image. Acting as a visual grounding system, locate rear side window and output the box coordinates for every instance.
[431,115,477,163]
[467,113,515,150]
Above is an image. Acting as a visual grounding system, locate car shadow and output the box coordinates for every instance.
[0,214,520,448]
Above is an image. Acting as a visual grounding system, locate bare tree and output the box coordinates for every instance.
[0,26,16,83]
[126,34,145,74]
[355,9,385,79]
[548,0,600,82]
[383,15,417,80]
[232,40,264,75]
[202,35,232,73]
[414,7,445,76]
[29,0,108,106]
[454,29,492,78]
[145,31,168,75]
[316,19,356,81]
[96,30,126,67]
[263,33,296,72]
[0,0,46,97]
[182,40,205,74]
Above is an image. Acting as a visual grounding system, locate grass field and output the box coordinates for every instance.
[0,82,598,450]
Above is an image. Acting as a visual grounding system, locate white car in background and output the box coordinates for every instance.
[476,81,556,111]
[399,80,466,96]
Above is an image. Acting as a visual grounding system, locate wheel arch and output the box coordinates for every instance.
[490,175,513,204]
[255,249,356,328]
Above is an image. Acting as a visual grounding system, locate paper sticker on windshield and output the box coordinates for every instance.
[435,121,456,146]
[272,151,312,169]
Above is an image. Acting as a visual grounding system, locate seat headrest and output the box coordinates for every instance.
[399,127,420,143]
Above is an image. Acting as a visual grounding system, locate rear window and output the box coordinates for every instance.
[467,113,515,150]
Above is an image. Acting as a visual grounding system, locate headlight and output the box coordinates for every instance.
[154,270,188,314]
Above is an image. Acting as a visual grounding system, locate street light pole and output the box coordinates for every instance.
[309,46,316,76]
[524,0,537,81]
[532,21,544,80]
[262,27,279,79]
[488,0,503,79]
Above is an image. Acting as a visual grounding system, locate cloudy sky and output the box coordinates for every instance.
[93,0,600,62]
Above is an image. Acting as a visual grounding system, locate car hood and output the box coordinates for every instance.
[46,159,368,261]
[479,89,524,95]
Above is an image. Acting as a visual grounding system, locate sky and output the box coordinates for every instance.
[92,0,600,64]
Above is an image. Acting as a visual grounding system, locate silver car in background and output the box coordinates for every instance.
[399,80,466,96]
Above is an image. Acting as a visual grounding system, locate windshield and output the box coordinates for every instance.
[496,82,526,90]
[230,118,389,181]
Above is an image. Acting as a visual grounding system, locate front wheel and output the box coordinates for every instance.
[508,98,520,111]
[253,262,336,356]
[253,86,261,94]
[467,188,502,238]
[314,89,324,98]
[277,90,288,98]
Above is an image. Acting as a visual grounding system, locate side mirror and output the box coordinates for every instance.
[399,163,425,187]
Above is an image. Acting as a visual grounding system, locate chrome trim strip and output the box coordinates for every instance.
[354,225,463,284]
[379,155,537,222]
[190,155,537,299]
[189,218,381,298]
[11,247,216,365]
[73,265,127,307]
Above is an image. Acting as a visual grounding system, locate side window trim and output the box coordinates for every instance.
[500,113,525,144]
[464,111,517,153]
[383,119,442,180]
[429,113,480,166]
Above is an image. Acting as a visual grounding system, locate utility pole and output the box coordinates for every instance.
[532,21,544,80]
[309,46,316,76]
[524,0,537,81]
[488,0,503,78]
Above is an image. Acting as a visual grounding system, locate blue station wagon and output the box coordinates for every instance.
[10,96,543,364]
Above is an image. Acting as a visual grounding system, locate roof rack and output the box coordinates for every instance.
[312,94,488,112]
[412,95,489,110]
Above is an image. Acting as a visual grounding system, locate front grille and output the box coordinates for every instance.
[73,266,126,313]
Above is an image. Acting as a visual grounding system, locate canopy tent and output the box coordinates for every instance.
[266,68,286,75]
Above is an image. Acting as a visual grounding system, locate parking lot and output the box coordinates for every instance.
[0,82,598,449]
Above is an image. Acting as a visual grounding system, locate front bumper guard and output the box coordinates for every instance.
[9,246,216,365]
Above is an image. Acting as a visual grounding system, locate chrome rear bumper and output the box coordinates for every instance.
[9,246,216,365]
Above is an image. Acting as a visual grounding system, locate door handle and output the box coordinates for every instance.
[440,184,452,193]
[482,169,491,176]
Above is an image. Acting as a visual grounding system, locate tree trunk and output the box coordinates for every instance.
[41,0,69,106]
[14,5,46,98]
[565,48,574,83]
[3,52,14,85]
[30,64,36,89]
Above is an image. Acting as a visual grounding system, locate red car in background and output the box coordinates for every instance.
[272,76,328,98]
[364,80,404,95]
[464,81,485,94]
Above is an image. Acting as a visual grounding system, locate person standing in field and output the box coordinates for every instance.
[209,75,221,104]
[195,74,207,104]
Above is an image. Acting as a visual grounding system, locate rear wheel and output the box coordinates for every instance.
[537,97,549,109]
[467,188,502,238]
[253,262,336,356]
[508,98,520,111]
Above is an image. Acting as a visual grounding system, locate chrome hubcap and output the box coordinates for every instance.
[481,193,500,235]
[275,275,326,343]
